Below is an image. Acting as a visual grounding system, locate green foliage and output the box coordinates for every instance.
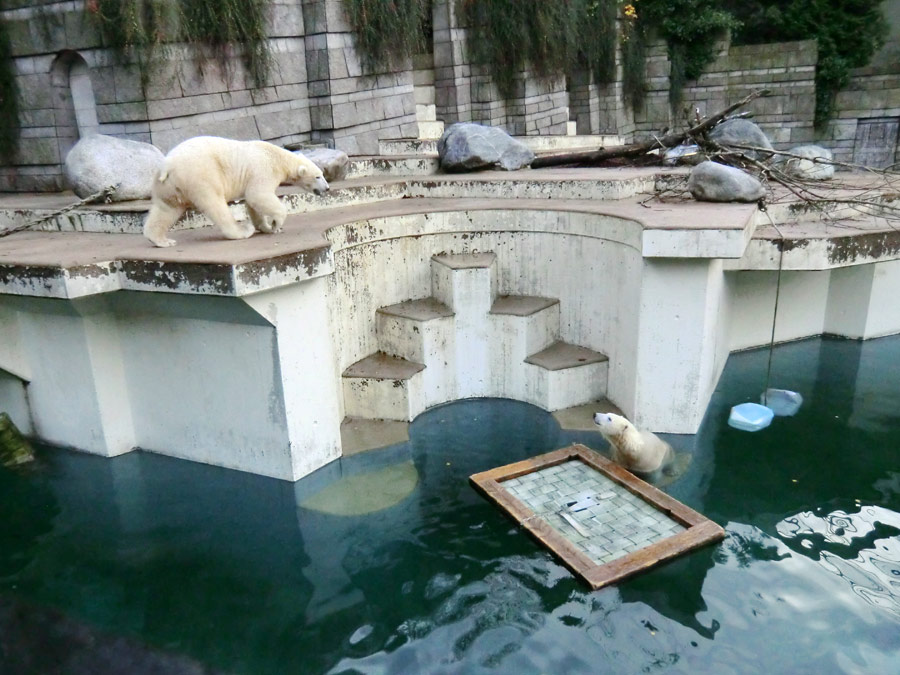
[641,0,738,107]
[89,0,271,87]
[725,0,888,128]
[578,0,618,86]
[458,0,580,100]
[0,5,19,162]
[344,0,431,73]
[621,9,648,111]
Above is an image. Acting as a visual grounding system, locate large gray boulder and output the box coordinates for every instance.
[782,144,834,180]
[438,123,534,172]
[296,148,349,182]
[64,134,164,202]
[688,161,765,203]
[708,119,773,160]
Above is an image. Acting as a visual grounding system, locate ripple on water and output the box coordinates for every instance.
[776,505,900,617]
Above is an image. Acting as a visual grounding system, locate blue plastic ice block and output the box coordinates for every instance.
[728,402,774,432]
[761,389,803,416]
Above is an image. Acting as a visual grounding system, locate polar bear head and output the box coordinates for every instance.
[593,412,632,436]
[288,151,330,196]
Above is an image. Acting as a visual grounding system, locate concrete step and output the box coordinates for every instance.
[431,252,498,315]
[416,103,437,122]
[377,134,624,157]
[524,341,609,411]
[378,138,438,156]
[414,87,435,106]
[489,295,561,400]
[490,295,560,355]
[345,155,440,179]
[417,120,445,140]
[376,297,455,407]
[342,352,425,421]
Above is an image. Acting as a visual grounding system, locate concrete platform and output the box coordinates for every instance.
[1,166,899,480]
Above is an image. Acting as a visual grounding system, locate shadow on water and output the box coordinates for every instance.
[0,335,899,673]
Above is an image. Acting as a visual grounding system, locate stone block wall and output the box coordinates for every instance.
[432,0,569,136]
[0,0,420,191]
[825,63,900,164]
[300,0,418,155]
[627,38,818,148]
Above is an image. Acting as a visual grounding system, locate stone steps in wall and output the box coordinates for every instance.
[342,251,609,421]
[416,104,437,122]
[376,134,626,158]
[345,155,440,179]
[378,138,439,156]
[342,352,426,422]
[376,297,456,408]
[417,120,445,140]
[524,341,610,411]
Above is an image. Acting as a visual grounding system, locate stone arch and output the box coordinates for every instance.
[50,51,99,163]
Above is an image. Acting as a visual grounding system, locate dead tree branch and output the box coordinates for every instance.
[531,89,771,169]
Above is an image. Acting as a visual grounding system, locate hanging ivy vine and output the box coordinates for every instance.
[87,0,272,88]
[344,0,431,73]
[640,0,738,109]
[0,2,19,162]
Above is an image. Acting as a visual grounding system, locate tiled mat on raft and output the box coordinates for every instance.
[470,444,725,590]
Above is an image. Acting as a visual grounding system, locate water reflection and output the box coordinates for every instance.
[776,505,900,617]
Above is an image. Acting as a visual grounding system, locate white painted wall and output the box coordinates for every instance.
[326,210,644,418]
[632,259,727,433]
[111,292,297,479]
[244,279,343,480]
[11,296,131,455]
[862,260,900,338]
[729,270,831,351]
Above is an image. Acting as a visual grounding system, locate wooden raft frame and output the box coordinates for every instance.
[470,443,725,590]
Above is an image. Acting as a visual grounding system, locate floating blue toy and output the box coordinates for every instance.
[728,402,775,432]
[761,388,803,416]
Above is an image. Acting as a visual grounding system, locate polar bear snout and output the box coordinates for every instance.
[313,175,329,196]
[593,412,613,427]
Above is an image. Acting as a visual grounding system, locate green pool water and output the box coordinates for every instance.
[1,335,898,674]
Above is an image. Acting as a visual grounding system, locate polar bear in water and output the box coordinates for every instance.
[143,136,329,247]
[593,412,674,476]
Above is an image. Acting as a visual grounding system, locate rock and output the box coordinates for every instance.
[64,134,164,202]
[688,161,765,203]
[296,148,349,182]
[663,144,705,166]
[708,118,773,160]
[438,122,535,172]
[0,412,33,468]
[782,144,834,180]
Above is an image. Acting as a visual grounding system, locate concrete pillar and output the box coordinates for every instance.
[244,278,342,479]
[302,0,339,147]
[11,296,135,456]
[432,0,471,124]
[826,260,900,339]
[631,259,730,433]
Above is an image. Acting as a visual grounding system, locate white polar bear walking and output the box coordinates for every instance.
[593,412,674,475]
[143,136,329,247]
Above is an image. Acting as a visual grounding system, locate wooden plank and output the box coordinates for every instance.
[470,443,725,591]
